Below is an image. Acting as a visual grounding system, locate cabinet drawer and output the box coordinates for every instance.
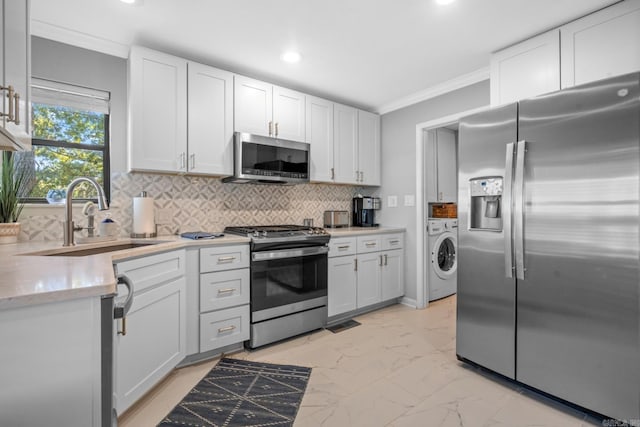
[200,269,250,312]
[115,249,185,294]
[200,245,249,273]
[357,235,382,254]
[382,233,404,251]
[328,237,357,257]
[200,305,250,352]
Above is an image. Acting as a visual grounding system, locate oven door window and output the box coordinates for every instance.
[251,253,327,312]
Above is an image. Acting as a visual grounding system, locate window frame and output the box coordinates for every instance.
[21,90,111,204]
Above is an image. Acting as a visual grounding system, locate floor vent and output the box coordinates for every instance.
[325,319,361,333]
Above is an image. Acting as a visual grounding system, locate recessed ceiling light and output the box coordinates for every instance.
[281,51,301,64]
[120,0,143,5]
[435,0,456,5]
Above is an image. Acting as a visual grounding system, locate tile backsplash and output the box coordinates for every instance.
[19,172,364,241]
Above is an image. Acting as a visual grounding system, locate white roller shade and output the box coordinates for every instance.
[31,78,110,114]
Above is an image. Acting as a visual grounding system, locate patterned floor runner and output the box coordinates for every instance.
[158,358,312,427]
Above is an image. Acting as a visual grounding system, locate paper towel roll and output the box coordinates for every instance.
[132,196,155,235]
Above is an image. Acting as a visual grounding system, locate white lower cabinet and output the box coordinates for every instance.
[328,255,357,316]
[113,250,187,415]
[328,233,404,318]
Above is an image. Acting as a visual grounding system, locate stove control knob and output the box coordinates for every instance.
[253,231,260,238]
[262,231,268,237]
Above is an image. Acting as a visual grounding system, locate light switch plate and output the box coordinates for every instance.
[387,195,398,208]
[404,195,415,207]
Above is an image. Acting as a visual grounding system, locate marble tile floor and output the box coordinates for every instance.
[119,296,600,427]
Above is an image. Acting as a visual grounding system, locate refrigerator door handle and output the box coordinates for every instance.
[504,142,515,278]
[514,140,526,280]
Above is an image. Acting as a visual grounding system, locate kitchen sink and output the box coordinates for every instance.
[24,242,165,257]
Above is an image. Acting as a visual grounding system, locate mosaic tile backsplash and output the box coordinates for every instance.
[19,172,365,241]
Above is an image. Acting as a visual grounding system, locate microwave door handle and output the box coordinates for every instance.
[504,142,515,278]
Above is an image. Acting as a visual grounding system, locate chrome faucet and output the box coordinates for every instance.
[63,177,109,246]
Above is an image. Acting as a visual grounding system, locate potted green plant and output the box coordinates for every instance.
[0,152,26,243]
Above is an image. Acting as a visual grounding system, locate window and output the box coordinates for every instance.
[17,78,110,202]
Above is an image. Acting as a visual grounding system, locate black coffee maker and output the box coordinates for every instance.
[353,196,381,227]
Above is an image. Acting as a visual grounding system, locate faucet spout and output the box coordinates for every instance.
[63,177,109,247]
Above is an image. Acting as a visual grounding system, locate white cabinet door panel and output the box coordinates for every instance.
[273,85,305,142]
[436,129,457,203]
[382,249,404,301]
[200,268,250,312]
[307,95,334,182]
[187,62,234,175]
[357,110,380,186]
[356,252,382,308]
[129,47,187,172]
[561,0,640,88]
[333,103,358,184]
[234,75,272,137]
[200,305,250,352]
[328,255,358,316]
[114,276,186,414]
[490,30,560,106]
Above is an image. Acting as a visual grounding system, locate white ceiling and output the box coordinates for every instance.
[31,0,618,113]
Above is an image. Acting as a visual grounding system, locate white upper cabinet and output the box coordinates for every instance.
[187,62,234,175]
[357,110,381,186]
[306,95,334,182]
[426,128,457,203]
[561,0,640,88]
[128,47,234,175]
[1,0,31,149]
[333,103,359,184]
[490,29,560,106]
[128,46,187,172]
[234,75,305,142]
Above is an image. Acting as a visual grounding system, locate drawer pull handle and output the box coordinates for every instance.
[218,325,236,333]
[337,245,350,250]
[217,288,236,294]
[389,240,400,244]
[365,242,377,247]
[218,256,236,263]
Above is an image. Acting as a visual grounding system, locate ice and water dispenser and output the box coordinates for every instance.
[469,177,503,231]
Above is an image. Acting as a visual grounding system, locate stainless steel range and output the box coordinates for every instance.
[224,225,330,348]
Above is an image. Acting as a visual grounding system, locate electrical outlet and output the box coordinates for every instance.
[404,195,415,207]
[387,195,398,208]
[156,208,172,225]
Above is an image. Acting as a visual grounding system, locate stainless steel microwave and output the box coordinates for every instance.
[223,132,310,184]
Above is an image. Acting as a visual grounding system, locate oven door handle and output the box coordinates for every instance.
[252,245,329,261]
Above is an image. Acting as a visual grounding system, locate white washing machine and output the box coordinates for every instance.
[428,218,458,301]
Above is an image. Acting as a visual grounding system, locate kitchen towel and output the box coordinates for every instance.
[180,231,224,240]
[132,194,155,235]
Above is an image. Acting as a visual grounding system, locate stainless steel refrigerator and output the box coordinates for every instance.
[456,72,640,420]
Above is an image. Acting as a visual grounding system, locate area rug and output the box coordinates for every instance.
[158,358,312,427]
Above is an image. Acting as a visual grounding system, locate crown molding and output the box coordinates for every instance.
[31,20,130,58]
[377,67,490,115]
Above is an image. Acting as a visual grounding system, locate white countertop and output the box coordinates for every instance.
[0,235,250,310]
[0,226,404,310]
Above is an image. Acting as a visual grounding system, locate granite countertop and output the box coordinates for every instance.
[0,235,250,310]
[0,226,405,311]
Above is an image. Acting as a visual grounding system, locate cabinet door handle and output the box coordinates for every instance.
[13,92,20,125]
[118,317,127,336]
[217,288,236,294]
[218,325,236,333]
[360,171,364,182]
[384,254,388,266]
[389,240,400,245]
[355,170,359,182]
[337,245,350,250]
[331,167,335,180]
[269,121,273,136]
[190,153,195,170]
[275,122,279,137]
[365,242,377,247]
[354,258,358,271]
[217,256,236,263]
[379,255,384,266]
[5,86,15,123]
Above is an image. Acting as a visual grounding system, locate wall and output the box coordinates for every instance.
[20,37,361,241]
[376,81,490,304]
